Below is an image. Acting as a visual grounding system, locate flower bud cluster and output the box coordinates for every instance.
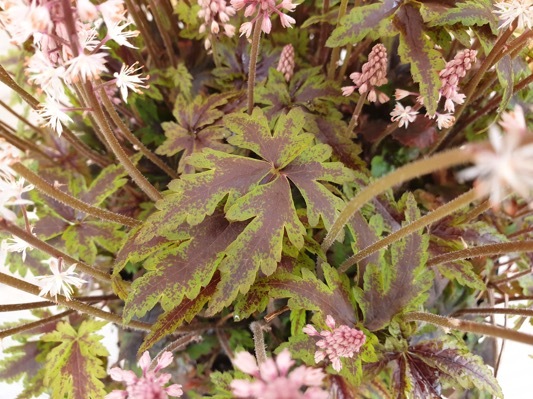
[276,44,295,81]
[198,0,236,50]
[342,43,389,103]
[439,49,477,112]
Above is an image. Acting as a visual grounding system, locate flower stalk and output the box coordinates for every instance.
[247,20,263,115]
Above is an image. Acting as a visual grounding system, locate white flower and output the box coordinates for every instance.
[113,63,149,102]
[26,51,66,100]
[65,52,108,83]
[0,172,34,221]
[435,112,455,129]
[106,21,139,48]
[457,106,533,206]
[35,259,86,301]
[494,0,533,31]
[390,102,418,128]
[1,234,32,262]
[394,89,413,101]
[35,99,72,136]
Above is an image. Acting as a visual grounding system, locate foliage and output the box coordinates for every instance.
[0,0,531,397]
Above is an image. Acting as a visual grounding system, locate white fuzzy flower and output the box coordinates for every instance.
[390,102,418,128]
[1,234,32,262]
[113,63,150,102]
[65,52,108,83]
[35,259,86,301]
[457,106,533,206]
[35,99,72,136]
[494,0,533,31]
[106,21,139,48]
[435,113,455,129]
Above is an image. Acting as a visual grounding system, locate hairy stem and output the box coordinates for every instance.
[0,310,75,339]
[100,88,178,179]
[0,272,151,331]
[147,0,176,67]
[403,311,533,345]
[83,83,163,202]
[10,163,140,227]
[322,147,473,253]
[150,333,203,365]
[427,241,533,267]
[346,91,367,134]
[250,320,270,365]
[124,0,162,67]
[453,307,533,318]
[339,188,479,273]
[0,219,113,283]
[0,294,118,312]
[247,21,263,115]
[0,124,51,160]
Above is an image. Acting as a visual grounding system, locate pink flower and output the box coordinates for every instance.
[106,351,183,399]
[390,102,419,128]
[231,0,298,37]
[303,315,366,372]
[230,349,328,399]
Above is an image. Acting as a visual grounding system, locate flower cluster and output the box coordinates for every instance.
[0,170,34,222]
[106,351,183,399]
[0,0,149,134]
[439,49,477,113]
[303,315,366,372]
[230,349,328,399]
[277,44,295,81]
[458,105,533,207]
[231,0,298,38]
[198,0,236,50]
[342,43,389,103]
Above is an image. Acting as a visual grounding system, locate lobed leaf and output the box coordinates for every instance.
[42,320,108,399]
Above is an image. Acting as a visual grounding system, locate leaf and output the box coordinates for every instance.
[393,3,445,116]
[236,263,357,325]
[42,320,109,399]
[123,212,245,322]
[408,337,502,397]
[256,68,344,122]
[495,54,514,113]
[128,108,353,321]
[139,274,221,354]
[301,8,339,28]
[326,0,400,47]
[421,0,499,34]
[354,193,433,330]
[157,93,235,173]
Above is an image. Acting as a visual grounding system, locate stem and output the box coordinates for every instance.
[147,0,176,67]
[247,21,263,115]
[0,219,112,282]
[150,333,202,366]
[0,271,151,331]
[124,0,162,68]
[326,0,349,80]
[339,189,479,273]
[0,64,39,108]
[450,73,533,143]
[403,311,533,346]
[10,163,140,227]
[99,89,178,179]
[0,124,51,160]
[315,0,330,65]
[250,320,270,365]
[453,307,533,318]
[83,83,163,202]
[0,98,43,134]
[346,91,367,134]
[322,147,473,253]
[0,294,118,312]
[0,310,75,339]
[431,27,515,153]
[337,45,352,81]
[427,241,533,267]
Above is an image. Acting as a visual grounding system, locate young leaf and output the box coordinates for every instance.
[42,320,109,399]
[157,93,236,173]
[326,0,400,47]
[393,4,445,116]
[354,193,433,330]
